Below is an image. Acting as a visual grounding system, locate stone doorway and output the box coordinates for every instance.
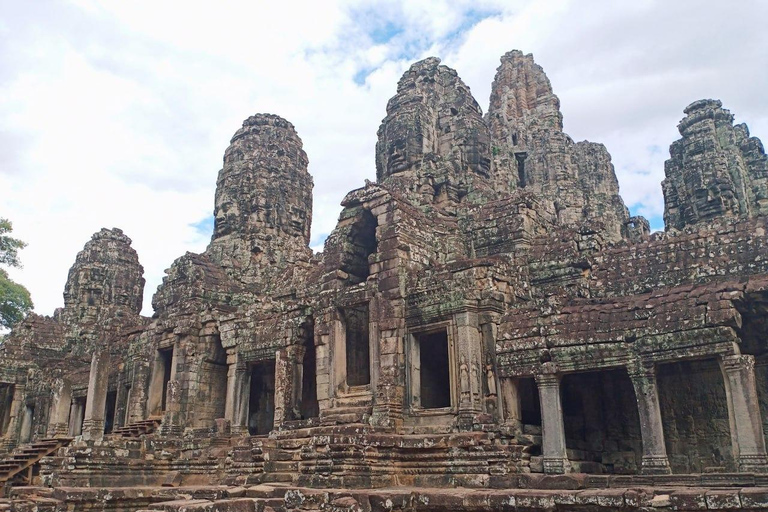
[300,323,319,419]
[410,329,452,409]
[0,384,14,436]
[148,346,174,416]
[248,361,275,435]
[103,390,117,434]
[559,369,642,474]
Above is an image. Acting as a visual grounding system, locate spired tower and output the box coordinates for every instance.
[206,114,314,288]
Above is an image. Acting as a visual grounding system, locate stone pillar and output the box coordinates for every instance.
[81,350,110,441]
[225,354,250,436]
[456,311,483,431]
[273,347,298,428]
[628,361,671,475]
[536,363,570,474]
[47,379,72,438]
[720,354,768,472]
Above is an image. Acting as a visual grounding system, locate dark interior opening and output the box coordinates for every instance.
[515,152,527,187]
[341,210,378,284]
[103,390,117,434]
[300,321,319,419]
[417,330,451,409]
[519,377,541,426]
[560,369,642,474]
[343,305,370,387]
[248,360,276,436]
[159,348,173,411]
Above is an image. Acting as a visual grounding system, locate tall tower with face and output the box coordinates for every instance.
[208,114,313,284]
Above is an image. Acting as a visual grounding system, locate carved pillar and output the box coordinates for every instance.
[225,353,250,436]
[47,379,72,438]
[536,363,570,474]
[456,310,482,431]
[81,350,110,441]
[628,361,671,475]
[274,346,302,428]
[720,354,768,472]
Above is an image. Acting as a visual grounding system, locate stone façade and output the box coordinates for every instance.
[2,50,768,510]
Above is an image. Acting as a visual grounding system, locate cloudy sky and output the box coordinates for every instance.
[1,0,767,319]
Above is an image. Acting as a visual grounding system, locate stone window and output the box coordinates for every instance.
[409,327,454,410]
[342,305,370,387]
[248,360,275,436]
[341,210,378,284]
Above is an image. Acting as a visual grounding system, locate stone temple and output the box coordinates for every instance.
[2,50,768,511]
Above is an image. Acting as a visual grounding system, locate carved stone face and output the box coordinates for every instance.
[213,195,240,238]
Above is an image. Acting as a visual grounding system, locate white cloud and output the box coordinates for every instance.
[1,0,766,317]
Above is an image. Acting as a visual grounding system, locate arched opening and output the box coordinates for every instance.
[341,210,378,284]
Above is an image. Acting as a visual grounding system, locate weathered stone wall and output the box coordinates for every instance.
[658,359,733,473]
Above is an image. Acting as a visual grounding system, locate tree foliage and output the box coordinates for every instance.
[0,218,33,329]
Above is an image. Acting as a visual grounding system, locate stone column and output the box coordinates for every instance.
[47,379,72,438]
[456,311,482,431]
[81,350,110,441]
[628,361,671,475]
[273,347,300,428]
[536,363,570,474]
[225,354,250,436]
[720,354,768,472]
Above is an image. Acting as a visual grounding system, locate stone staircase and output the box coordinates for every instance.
[0,437,72,488]
[110,417,162,438]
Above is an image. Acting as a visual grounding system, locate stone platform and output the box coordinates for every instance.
[6,482,768,512]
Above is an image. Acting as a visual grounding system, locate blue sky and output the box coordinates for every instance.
[1,0,766,316]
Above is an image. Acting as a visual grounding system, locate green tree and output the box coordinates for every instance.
[0,218,33,329]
